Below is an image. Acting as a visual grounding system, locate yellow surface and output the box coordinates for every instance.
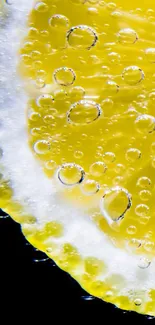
[21,0,155,249]
[3,0,155,316]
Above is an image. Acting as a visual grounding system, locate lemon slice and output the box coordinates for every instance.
[1,0,155,316]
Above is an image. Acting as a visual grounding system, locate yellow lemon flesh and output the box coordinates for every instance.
[1,0,155,315]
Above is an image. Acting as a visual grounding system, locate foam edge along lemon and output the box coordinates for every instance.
[1,0,155,316]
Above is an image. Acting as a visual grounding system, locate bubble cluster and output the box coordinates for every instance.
[21,0,155,260]
[9,0,155,316]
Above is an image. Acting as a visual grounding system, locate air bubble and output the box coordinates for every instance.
[111,11,122,18]
[58,163,85,186]
[113,176,124,185]
[135,114,155,134]
[135,204,149,217]
[69,86,85,99]
[53,67,76,86]
[144,241,154,252]
[108,52,120,64]
[90,161,107,177]
[151,158,155,168]
[34,140,50,154]
[128,238,141,251]
[100,99,113,116]
[115,164,125,174]
[35,78,45,89]
[137,176,152,188]
[122,66,144,85]
[40,30,49,38]
[139,190,151,201]
[67,100,101,125]
[106,80,119,94]
[36,69,46,78]
[87,7,98,15]
[100,187,132,223]
[134,298,142,306]
[45,160,57,170]
[67,25,98,50]
[34,2,48,12]
[151,142,155,153]
[125,148,141,162]
[37,94,54,108]
[117,28,138,44]
[29,112,41,122]
[21,54,32,66]
[74,151,84,159]
[127,225,137,235]
[138,257,151,269]
[81,179,100,195]
[103,152,116,163]
[28,27,39,38]
[43,115,55,124]
[145,48,155,63]
[49,14,69,29]
[54,89,67,100]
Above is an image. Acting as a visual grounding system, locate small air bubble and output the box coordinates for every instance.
[37,94,54,108]
[135,114,155,134]
[67,100,101,125]
[34,140,50,154]
[139,190,151,201]
[49,14,69,29]
[117,28,138,44]
[53,67,76,86]
[135,204,149,217]
[100,186,132,223]
[34,2,48,12]
[137,176,152,188]
[103,152,116,163]
[122,66,144,85]
[90,161,107,177]
[127,225,137,235]
[58,163,85,186]
[81,179,100,195]
[67,25,98,50]
[134,298,142,306]
[138,257,151,269]
[145,48,155,63]
[125,148,141,162]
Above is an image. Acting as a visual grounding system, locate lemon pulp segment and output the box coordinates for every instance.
[1,0,155,315]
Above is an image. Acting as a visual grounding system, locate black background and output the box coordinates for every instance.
[0,211,155,323]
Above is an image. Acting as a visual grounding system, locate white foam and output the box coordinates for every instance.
[0,0,155,300]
